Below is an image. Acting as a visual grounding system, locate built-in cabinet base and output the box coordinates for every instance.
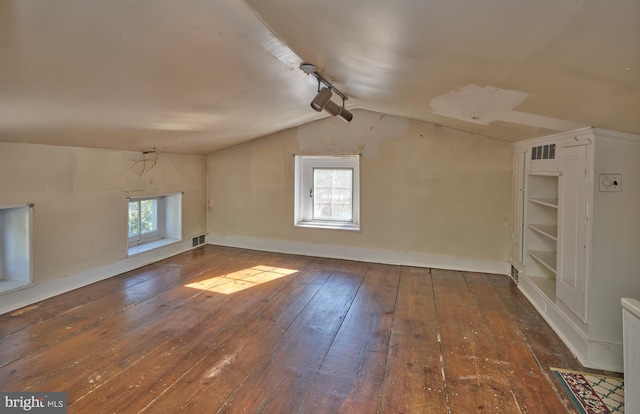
[519,274,623,372]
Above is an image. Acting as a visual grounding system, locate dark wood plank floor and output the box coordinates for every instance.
[0,245,600,413]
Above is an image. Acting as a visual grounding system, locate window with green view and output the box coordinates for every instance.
[128,198,159,244]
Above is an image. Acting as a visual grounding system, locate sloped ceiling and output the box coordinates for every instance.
[0,0,638,155]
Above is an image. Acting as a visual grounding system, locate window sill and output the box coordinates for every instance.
[0,280,33,296]
[295,221,361,232]
[128,238,180,257]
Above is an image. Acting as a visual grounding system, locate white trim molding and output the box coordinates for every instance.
[519,275,624,372]
[207,234,510,275]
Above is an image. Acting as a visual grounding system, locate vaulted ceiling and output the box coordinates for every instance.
[1,0,638,154]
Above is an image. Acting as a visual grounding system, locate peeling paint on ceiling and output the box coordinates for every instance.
[431,85,587,131]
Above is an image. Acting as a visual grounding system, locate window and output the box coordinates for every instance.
[313,168,353,221]
[294,155,360,230]
[0,205,33,292]
[127,193,182,255]
[128,197,161,245]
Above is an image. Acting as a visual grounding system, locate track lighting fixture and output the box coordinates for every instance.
[311,87,332,112]
[300,63,353,123]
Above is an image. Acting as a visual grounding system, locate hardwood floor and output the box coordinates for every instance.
[0,245,591,413]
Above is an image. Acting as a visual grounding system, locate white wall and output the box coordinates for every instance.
[207,109,513,272]
[0,142,206,300]
[590,135,640,342]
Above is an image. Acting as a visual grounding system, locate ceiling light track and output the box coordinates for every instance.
[300,63,353,122]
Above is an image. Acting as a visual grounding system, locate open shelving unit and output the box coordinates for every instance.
[524,172,559,301]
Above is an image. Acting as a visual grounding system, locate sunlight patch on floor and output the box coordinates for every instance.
[184,265,298,294]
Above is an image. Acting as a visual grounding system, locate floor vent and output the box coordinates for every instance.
[510,265,520,283]
[192,235,206,247]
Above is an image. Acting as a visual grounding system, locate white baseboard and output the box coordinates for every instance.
[206,234,510,275]
[0,239,198,316]
[518,275,624,372]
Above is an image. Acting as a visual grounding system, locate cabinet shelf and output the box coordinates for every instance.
[527,249,557,274]
[528,224,557,241]
[524,173,559,301]
[528,198,558,209]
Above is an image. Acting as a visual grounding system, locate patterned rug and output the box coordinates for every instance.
[551,368,624,414]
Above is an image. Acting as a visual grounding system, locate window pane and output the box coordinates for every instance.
[128,201,140,237]
[313,168,353,221]
[140,199,157,234]
[333,170,353,187]
[314,169,333,187]
[314,187,333,202]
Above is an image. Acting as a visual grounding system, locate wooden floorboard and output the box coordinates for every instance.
[299,263,399,414]
[379,266,448,413]
[215,260,368,414]
[0,245,604,413]
[433,269,521,413]
[142,257,339,413]
[463,272,568,413]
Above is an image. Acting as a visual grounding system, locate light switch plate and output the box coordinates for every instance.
[599,174,622,192]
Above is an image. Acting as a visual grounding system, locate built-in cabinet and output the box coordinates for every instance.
[512,127,640,372]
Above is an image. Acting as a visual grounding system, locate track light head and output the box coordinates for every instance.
[310,87,332,112]
[323,100,353,123]
[337,107,353,123]
[324,100,342,116]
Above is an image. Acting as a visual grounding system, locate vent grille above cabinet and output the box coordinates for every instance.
[531,144,556,160]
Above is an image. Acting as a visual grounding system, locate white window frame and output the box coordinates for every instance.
[294,155,360,231]
[127,193,182,256]
[128,197,163,247]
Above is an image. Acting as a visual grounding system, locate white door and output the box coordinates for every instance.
[557,144,589,322]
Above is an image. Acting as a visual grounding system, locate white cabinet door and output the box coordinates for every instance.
[513,151,526,263]
[557,144,589,322]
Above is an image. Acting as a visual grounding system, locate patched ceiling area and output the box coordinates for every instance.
[1,0,638,154]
